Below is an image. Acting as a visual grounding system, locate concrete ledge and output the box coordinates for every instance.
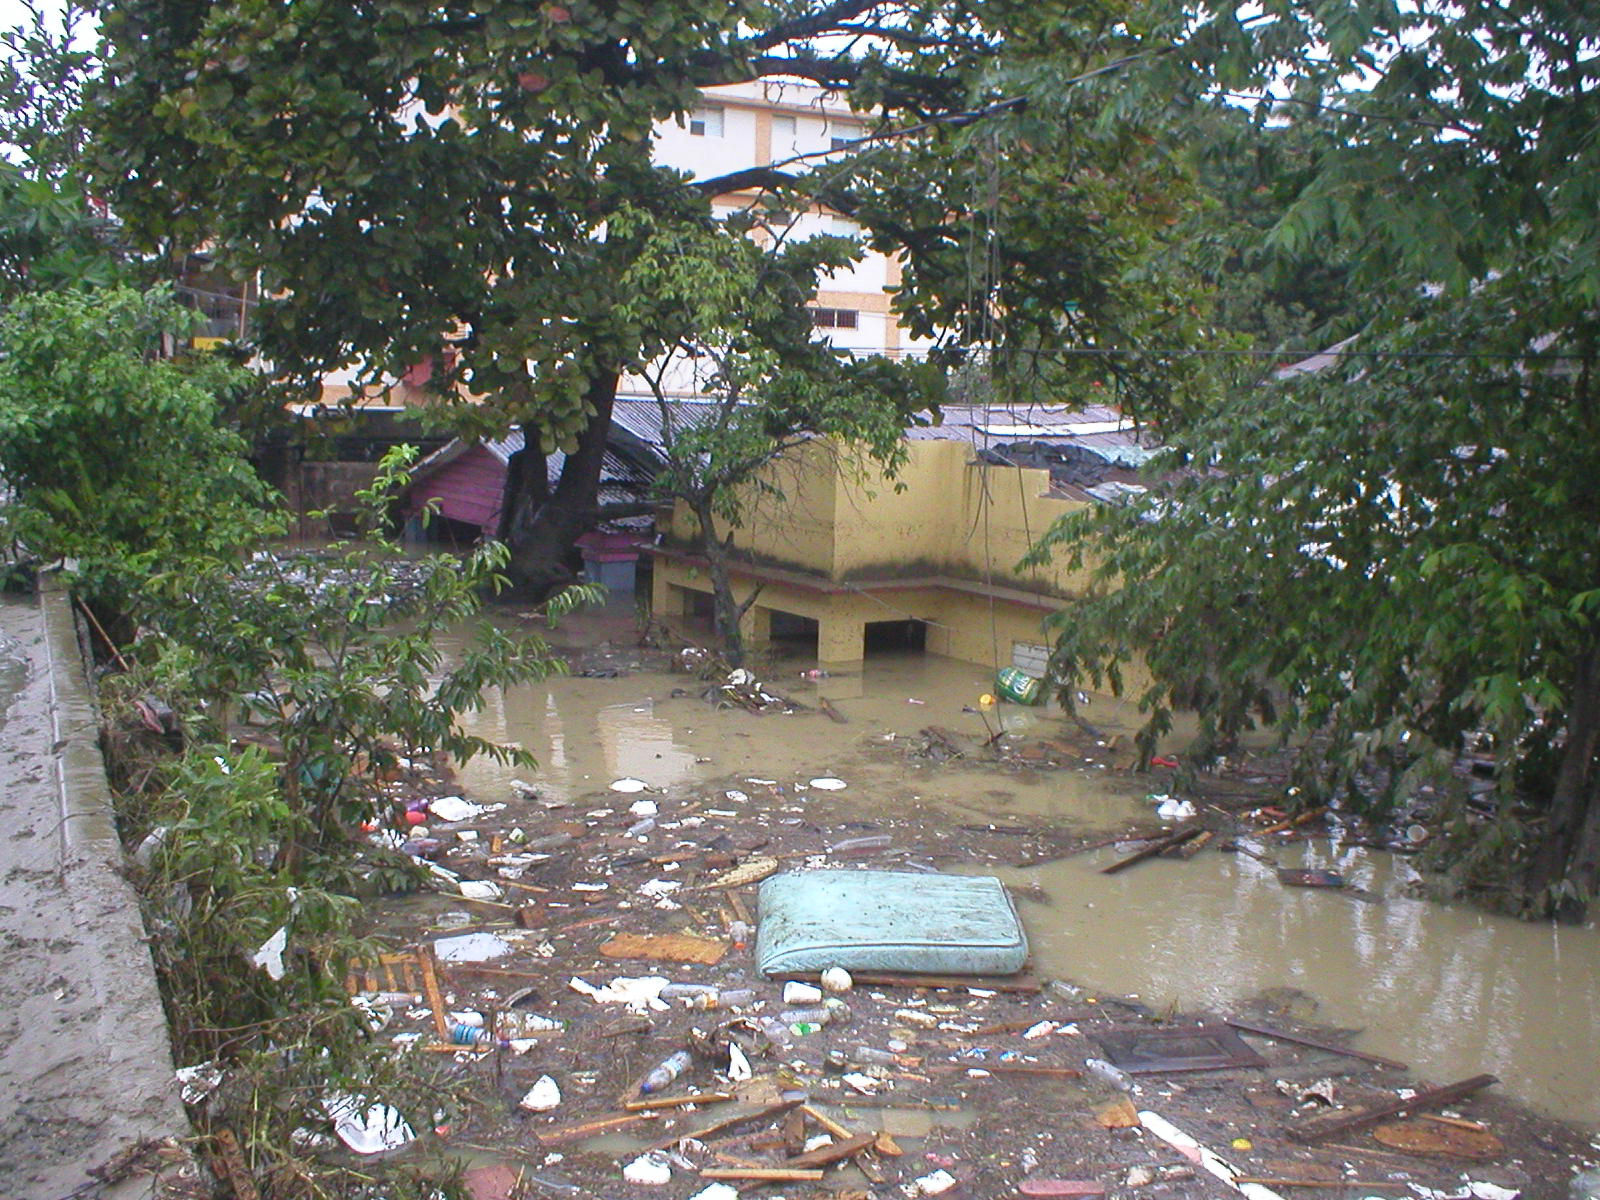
[0,580,193,1199]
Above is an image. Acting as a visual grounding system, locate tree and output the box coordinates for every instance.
[1030,0,1600,918]
[618,207,936,664]
[0,285,272,607]
[87,0,1203,597]
[0,3,121,295]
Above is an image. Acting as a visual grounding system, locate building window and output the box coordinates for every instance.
[810,307,859,329]
[829,124,859,150]
[689,106,724,137]
[771,114,796,158]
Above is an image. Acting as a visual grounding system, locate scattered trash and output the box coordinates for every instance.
[820,966,854,993]
[1155,796,1197,821]
[1276,868,1345,888]
[609,777,648,793]
[640,1048,693,1093]
[809,777,848,790]
[175,1061,225,1106]
[321,1093,416,1155]
[911,1167,958,1195]
[784,981,823,1004]
[434,932,515,963]
[429,795,492,822]
[689,1185,740,1200]
[520,1076,563,1112]
[829,833,892,855]
[568,974,670,1012]
[249,925,288,980]
[995,665,1043,705]
[458,879,503,901]
[1083,1058,1134,1091]
[621,1152,673,1185]
[1277,1077,1338,1106]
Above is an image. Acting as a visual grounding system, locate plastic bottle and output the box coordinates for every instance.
[626,817,656,837]
[658,983,718,1001]
[778,999,852,1027]
[849,1046,900,1066]
[690,988,756,1010]
[639,1049,693,1094]
[757,1016,795,1050]
[1084,1057,1134,1091]
[450,1023,497,1047]
[828,834,892,855]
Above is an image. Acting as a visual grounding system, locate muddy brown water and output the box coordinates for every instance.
[434,613,1600,1132]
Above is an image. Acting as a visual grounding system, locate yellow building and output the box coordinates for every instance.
[649,404,1154,670]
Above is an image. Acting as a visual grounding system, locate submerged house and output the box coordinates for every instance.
[649,402,1157,668]
[402,413,666,589]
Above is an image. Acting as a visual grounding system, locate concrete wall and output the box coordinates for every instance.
[651,436,1098,667]
[0,582,194,1198]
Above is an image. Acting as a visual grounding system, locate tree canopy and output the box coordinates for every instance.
[1032,0,1600,917]
[87,0,1205,592]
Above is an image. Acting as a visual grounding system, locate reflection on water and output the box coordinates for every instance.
[994,846,1600,1128]
[443,615,1600,1129]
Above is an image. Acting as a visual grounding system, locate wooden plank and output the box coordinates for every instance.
[800,1104,855,1141]
[1232,1180,1410,1190]
[1101,824,1204,874]
[210,1128,260,1200]
[783,1132,877,1168]
[985,1064,1083,1079]
[1225,1019,1408,1070]
[623,1091,735,1113]
[599,931,728,965]
[419,946,449,1039]
[700,1167,825,1182]
[536,1112,653,1146]
[645,1098,804,1151]
[1286,1075,1498,1144]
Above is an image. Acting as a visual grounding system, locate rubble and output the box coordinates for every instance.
[321,660,1594,1199]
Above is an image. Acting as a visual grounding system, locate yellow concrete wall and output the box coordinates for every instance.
[650,435,1108,667]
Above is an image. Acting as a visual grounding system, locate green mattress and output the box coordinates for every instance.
[755,869,1029,977]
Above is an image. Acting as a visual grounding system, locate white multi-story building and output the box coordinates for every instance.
[640,81,931,376]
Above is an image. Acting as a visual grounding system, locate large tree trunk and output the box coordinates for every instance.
[689,496,746,667]
[500,370,620,600]
[1525,634,1600,920]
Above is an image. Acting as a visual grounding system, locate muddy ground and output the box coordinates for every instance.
[321,632,1599,1200]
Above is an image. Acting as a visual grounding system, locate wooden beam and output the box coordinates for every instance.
[1100,825,1204,874]
[1286,1075,1498,1144]
[1225,1019,1408,1070]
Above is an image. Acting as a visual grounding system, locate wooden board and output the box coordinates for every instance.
[1372,1120,1503,1159]
[599,931,728,965]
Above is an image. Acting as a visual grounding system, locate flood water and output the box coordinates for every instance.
[441,609,1600,1131]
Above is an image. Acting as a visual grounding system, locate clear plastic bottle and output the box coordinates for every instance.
[1084,1057,1134,1091]
[828,834,891,855]
[690,988,756,1010]
[658,983,718,1001]
[639,1049,693,1094]
[757,1016,795,1050]
[450,1023,496,1047]
[849,1046,900,1066]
